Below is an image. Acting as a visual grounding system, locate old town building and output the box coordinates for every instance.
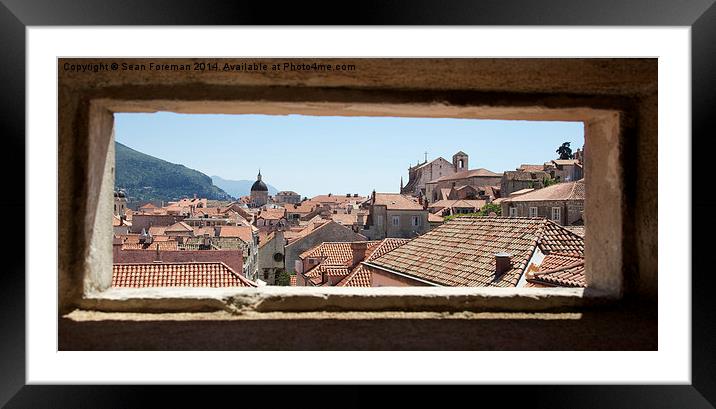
[401,151,468,198]
[250,170,269,207]
[360,192,429,240]
[501,179,585,226]
[425,168,502,205]
[362,216,584,288]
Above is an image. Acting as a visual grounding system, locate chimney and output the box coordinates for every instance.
[494,252,512,276]
[154,244,161,262]
[350,241,369,268]
[371,190,376,205]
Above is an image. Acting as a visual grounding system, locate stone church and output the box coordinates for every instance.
[250,170,269,207]
[400,151,469,198]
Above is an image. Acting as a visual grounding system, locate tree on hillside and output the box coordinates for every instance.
[556,142,573,159]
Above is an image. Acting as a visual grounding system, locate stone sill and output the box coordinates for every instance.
[78,286,617,314]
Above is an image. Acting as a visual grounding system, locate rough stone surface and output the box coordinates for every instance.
[59,301,656,350]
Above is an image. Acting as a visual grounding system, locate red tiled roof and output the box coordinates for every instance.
[564,226,585,238]
[552,159,581,166]
[290,275,297,286]
[257,208,286,220]
[312,194,366,204]
[372,193,424,210]
[192,226,215,237]
[217,225,254,244]
[429,168,501,183]
[429,199,486,212]
[504,179,585,202]
[286,201,319,214]
[112,262,257,287]
[305,264,352,278]
[428,213,444,223]
[367,217,583,287]
[527,259,586,288]
[330,212,359,226]
[148,226,168,236]
[336,264,372,287]
[335,239,409,287]
[300,241,378,263]
[165,221,193,232]
[518,164,545,172]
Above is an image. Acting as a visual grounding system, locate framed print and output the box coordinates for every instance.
[3,0,712,407]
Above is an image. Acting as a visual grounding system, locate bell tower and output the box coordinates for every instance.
[452,151,468,172]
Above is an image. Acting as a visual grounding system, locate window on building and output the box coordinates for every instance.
[392,215,400,226]
[412,216,419,226]
[509,207,517,217]
[551,207,561,222]
[529,207,538,217]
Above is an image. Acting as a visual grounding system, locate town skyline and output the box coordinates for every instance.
[115,112,584,198]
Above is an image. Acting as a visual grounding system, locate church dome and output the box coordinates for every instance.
[251,180,268,192]
[251,170,268,192]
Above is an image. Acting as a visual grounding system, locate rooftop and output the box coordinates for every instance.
[367,216,584,287]
[503,179,585,202]
[526,254,586,288]
[428,168,501,183]
[372,193,424,211]
[112,262,257,288]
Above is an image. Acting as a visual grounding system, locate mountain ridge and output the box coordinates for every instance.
[211,175,279,198]
[114,141,233,204]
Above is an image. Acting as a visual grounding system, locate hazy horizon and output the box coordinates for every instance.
[114,112,584,198]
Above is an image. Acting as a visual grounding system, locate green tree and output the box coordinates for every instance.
[542,177,558,187]
[277,270,292,286]
[556,142,573,160]
[478,203,502,216]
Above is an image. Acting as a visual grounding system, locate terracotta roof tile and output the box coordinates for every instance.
[504,179,585,202]
[518,164,545,172]
[430,168,501,183]
[337,264,372,287]
[216,225,254,244]
[335,239,409,287]
[148,226,168,236]
[527,257,586,288]
[165,221,193,232]
[563,226,585,238]
[367,217,583,287]
[256,208,286,220]
[372,193,424,210]
[112,262,257,287]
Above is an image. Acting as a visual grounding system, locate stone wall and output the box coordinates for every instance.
[385,209,429,239]
[257,230,286,285]
[501,199,584,226]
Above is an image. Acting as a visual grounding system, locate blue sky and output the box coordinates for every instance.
[114,113,584,198]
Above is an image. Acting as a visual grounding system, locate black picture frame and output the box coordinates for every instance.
[2,0,711,407]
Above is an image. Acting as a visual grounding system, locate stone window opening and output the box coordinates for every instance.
[57,59,649,322]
